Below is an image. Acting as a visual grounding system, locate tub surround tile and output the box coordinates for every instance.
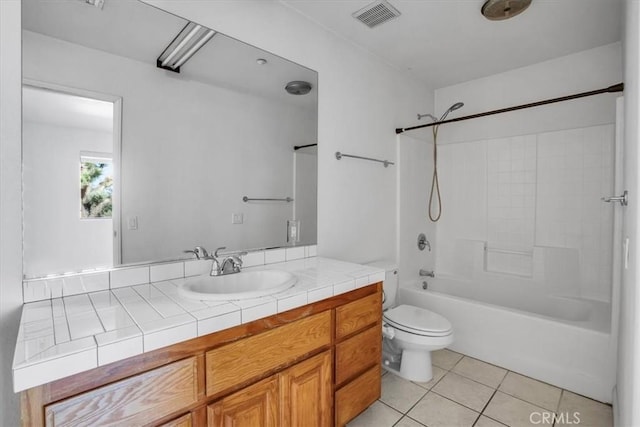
[408,392,479,427]
[499,371,562,411]
[555,391,613,427]
[13,256,385,392]
[346,401,403,427]
[452,356,508,388]
[432,348,464,370]
[380,373,428,413]
[432,372,495,412]
[483,391,550,427]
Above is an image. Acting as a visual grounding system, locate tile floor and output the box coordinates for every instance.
[348,349,613,427]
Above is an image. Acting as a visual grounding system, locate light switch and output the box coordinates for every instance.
[127,216,138,230]
[232,213,244,224]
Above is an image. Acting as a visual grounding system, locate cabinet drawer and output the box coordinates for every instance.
[335,291,381,340]
[206,310,331,396]
[159,413,192,427]
[335,325,381,386]
[45,357,199,427]
[335,365,381,426]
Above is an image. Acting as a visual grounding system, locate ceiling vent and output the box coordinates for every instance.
[352,1,401,28]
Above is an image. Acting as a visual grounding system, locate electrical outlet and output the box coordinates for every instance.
[232,213,244,224]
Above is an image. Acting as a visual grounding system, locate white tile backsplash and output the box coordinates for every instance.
[285,247,305,261]
[150,262,184,283]
[242,251,265,268]
[110,266,150,289]
[264,248,286,264]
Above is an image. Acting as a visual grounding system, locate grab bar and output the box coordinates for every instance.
[243,196,293,203]
[335,151,394,168]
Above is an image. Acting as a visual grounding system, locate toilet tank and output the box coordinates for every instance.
[365,261,398,310]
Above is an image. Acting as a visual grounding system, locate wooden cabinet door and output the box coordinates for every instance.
[207,376,278,427]
[280,351,332,427]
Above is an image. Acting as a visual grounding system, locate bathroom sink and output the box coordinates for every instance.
[178,270,297,301]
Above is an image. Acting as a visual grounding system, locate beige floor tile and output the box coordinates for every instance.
[394,416,426,427]
[555,391,613,427]
[432,372,495,412]
[452,357,507,388]
[432,348,464,370]
[412,365,447,390]
[474,415,508,427]
[499,371,562,411]
[484,391,553,427]
[380,372,428,413]
[408,392,479,427]
[347,401,403,427]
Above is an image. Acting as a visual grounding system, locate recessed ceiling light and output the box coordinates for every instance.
[256,58,268,65]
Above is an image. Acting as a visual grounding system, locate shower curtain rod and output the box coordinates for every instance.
[395,83,624,135]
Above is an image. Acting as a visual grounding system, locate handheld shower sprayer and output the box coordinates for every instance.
[417,102,464,122]
[428,102,464,222]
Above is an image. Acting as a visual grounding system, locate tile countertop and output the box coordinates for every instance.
[12,257,385,393]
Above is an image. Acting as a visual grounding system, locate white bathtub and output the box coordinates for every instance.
[399,277,616,403]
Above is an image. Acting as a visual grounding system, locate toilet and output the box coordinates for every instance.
[369,262,454,383]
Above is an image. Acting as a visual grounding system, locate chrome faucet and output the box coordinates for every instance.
[210,247,248,276]
[419,269,435,278]
[183,246,210,260]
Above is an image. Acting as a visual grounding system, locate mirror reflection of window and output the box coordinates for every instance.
[80,154,113,219]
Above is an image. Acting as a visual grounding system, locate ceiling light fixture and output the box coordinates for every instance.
[157,22,216,73]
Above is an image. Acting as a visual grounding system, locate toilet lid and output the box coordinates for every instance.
[383,305,452,337]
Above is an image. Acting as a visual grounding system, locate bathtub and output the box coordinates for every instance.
[398,276,616,403]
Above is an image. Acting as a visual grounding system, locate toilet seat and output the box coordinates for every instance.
[383,304,452,337]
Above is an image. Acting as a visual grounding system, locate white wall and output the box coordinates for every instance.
[0,0,23,425]
[23,30,317,265]
[145,0,432,266]
[22,121,113,277]
[435,43,622,144]
[616,1,640,425]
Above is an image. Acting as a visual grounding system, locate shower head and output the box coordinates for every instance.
[439,101,464,121]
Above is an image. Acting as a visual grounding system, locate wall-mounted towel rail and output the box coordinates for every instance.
[335,151,394,168]
[243,196,293,203]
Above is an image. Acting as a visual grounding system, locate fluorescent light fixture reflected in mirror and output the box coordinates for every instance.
[157,22,216,73]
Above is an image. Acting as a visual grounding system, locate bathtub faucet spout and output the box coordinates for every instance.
[419,269,435,278]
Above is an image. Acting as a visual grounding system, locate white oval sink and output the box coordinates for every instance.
[178,270,297,301]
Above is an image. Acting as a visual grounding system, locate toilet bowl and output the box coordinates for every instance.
[382,304,454,382]
[368,262,454,383]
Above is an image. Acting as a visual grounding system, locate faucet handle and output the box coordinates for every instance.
[183,249,199,260]
[214,247,227,258]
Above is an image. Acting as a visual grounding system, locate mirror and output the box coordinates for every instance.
[21,0,318,279]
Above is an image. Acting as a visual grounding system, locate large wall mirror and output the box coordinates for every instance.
[21,0,318,279]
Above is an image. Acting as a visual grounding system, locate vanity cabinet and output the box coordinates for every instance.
[21,283,382,427]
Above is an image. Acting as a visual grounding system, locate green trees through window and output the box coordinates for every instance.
[80,159,113,218]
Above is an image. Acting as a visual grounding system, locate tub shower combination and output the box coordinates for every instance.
[395,92,623,404]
